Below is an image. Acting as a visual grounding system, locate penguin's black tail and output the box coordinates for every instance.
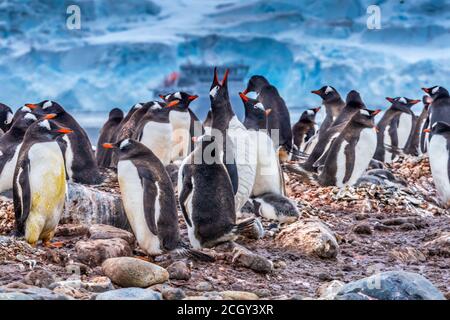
[282,163,314,182]
[232,217,257,235]
[174,242,215,262]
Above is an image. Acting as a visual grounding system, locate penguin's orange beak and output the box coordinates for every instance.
[409,99,420,105]
[43,113,57,120]
[265,109,272,116]
[423,128,431,133]
[188,95,198,101]
[386,97,395,103]
[191,137,198,143]
[159,94,166,100]
[239,92,249,102]
[102,143,115,149]
[311,90,321,95]
[372,109,381,116]
[314,107,321,113]
[25,103,38,109]
[242,88,249,95]
[56,128,73,134]
[166,100,180,107]
[422,87,430,94]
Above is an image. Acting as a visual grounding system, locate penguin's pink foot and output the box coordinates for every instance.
[43,241,64,248]
[134,255,151,262]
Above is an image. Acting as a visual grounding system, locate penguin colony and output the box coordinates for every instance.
[0,71,448,261]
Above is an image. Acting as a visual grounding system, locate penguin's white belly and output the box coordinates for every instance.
[0,143,22,193]
[180,174,201,249]
[346,128,377,186]
[429,135,450,206]
[26,142,66,242]
[227,116,257,212]
[303,133,318,153]
[254,198,278,221]
[118,160,161,255]
[384,126,393,163]
[63,135,74,181]
[140,122,172,166]
[250,131,282,196]
[397,113,413,148]
[169,111,191,160]
[335,141,348,188]
[204,126,212,135]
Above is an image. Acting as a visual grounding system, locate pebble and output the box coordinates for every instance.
[232,245,273,273]
[167,261,191,280]
[318,272,332,281]
[75,238,132,266]
[88,224,135,245]
[196,281,213,292]
[24,269,55,288]
[254,288,271,298]
[220,291,259,300]
[162,287,186,300]
[96,288,161,300]
[55,224,89,237]
[353,223,372,235]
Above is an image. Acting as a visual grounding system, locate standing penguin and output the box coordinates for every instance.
[103,138,213,261]
[13,120,72,246]
[292,107,321,150]
[178,135,255,248]
[317,109,380,187]
[311,86,345,136]
[203,110,212,135]
[302,90,366,172]
[30,100,102,185]
[161,92,203,161]
[425,122,450,208]
[405,96,432,156]
[243,75,293,161]
[374,97,419,163]
[422,86,450,132]
[135,102,172,166]
[0,112,38,193]
[389,97,420,152]
[96,108,124,168]
[0,103,14,134]
[11,106,35,125]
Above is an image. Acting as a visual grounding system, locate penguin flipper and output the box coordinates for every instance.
[179,165,193,227]
[142,177,158,236]
[343,142,356,184]
[13,159,31,236]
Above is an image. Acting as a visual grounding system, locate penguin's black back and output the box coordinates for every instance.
[96,108,124,167]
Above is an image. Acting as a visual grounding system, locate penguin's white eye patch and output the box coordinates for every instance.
[165,95,171,100]
[325,86,333,94]
[431,86,440,94]
[120,139,130,149]
[431,122,438,129]
[5,112,13,124]
[150,102,162,110]
[359,109,370,116]
[254,102,265,111]
[209,86,219,98]
[174,92,182,99]
[398,97,407,104]
[38,120,51,130]
[24,113,37,121]
[0,150,3,156]
[134,103,143,109]
[307,110,314,116]
[42,101,53,109]
[21,107,31,112]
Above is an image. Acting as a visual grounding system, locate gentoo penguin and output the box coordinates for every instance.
[209,68,257,213]
[96,108,124,168]
[11,106,34,124]
[374,97,419,163]
[203,110,212,135]
[292,107,321,150]
[311,86,345,136]
[29,100,102,185]
[317,108,380,187]
[103,138,213,261]
[0,103,14,134]
[178,135,256,248]
[243,75,293,161]
[422,86,450,133]
[239,92,284,196]
[135,102,172,166]
[302,90,366,172]
[406,95,432,156]
[0,112,38,193]
[389,97,420,152]
[252,193,298,224]
[13,120,71,246]
[425,122,450,208]
[161,92,203,161]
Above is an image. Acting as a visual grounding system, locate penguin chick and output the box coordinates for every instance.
[13,120,72,246]
[292,107,321,150]
[252,192,299,224]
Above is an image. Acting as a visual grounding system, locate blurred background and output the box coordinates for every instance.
[0,0,448,141]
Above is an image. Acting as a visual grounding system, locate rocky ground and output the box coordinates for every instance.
[0,156,448,300]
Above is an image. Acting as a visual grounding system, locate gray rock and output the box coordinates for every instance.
[75,238,132,266]
[24,269,55,288]
[83,276,114,293]
[167,261,191,281]
[55,224,89,237]
[220,291,259,300]
[353,223,372,235]
[102,257,169,288]
[0,292,33,300]
[0,282,71,300]
[232,245,273,274]
[96,288,161,300]
[162,287,186,300]
[89,224,135,245]
[196,281,213,292]
[423,232,450,257]
[335,271,445,300]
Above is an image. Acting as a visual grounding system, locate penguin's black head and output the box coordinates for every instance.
[28,100,65,118]
[386,97,420,113]
[425,121,450,135]
[203,110,212,127]
[11,112,38,132]
[109,108,124,120]
[0,103,13,132]
[422,95,432,109]
[352,108,381,128]
[160,92,198,110]
[239,92,271,122]
[300,107,321,122]
[243,75,270,95]
[422,86,449,100]
[145,101,170,119]
[209,67,230,104]
[311,86,340,102]
[28,119,73,141]
[345,90,365,109]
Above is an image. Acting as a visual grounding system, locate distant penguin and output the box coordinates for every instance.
[30,100,102,185]
[135,102,172,166]
[422,86,450,134]
[239,92,284,196]
[389,97,420,152]
[243,75,293,161]
[0,113,38,193]
[252,193,299,224]
[292,107,321,150]
[311,86,345,136]
[406,96,432,156]
[210,68,257,213]
[302,90,366,172]
[0,103,14,134]
[161,92,203,160]
[420,95,433,154]
[425,122,450,208]
[103,138,213,260]
[96,108,124,168]
[374,97,419,163]
[178,135,256,248]
[13,120,72,246]
[203,110,212,135]
[317,109,380,187]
